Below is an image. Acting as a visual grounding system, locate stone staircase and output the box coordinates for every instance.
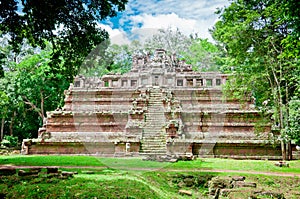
[140,87,167,155]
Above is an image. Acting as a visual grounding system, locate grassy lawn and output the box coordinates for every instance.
[1,168,299,199]
[0,155,105,167]
[1,155,300,198]
[167,158,300,174]
[1,155,300,174]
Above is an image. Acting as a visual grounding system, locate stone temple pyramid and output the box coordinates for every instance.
[22,49,282,159]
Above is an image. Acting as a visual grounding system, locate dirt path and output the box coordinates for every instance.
[1,165,300,177]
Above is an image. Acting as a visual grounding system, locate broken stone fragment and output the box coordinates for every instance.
[232,176,245,181]
[18,170,39,177]
[232,181,256,188]
[178,189,192,196]
[274,161,289,167]
[220,189,237,197]
[208,177,233,195]
[61,171,74,177]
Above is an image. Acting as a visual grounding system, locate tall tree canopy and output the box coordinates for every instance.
[80,28,222,77]
[0,0,129,141]
[212,0,300,159]
[0,0,128,80]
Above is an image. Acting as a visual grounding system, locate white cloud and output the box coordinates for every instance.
[97,23,130,45]
[120,0,230,42]
[128,12,216,42]
[126,0,228,20]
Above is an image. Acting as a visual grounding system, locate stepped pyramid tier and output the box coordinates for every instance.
[22,49,286,159]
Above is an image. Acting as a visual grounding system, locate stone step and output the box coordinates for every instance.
[145,113,165,116]
[142,135,165,138]
[139,152,167,156]
[141,142,166,145]
[142,137,165,139]
[149,93,161,96]
[145,120,164,123]
[144,124,164,126]
[142,143,166,146]
[142,141,165,144]
[141,145,166,149]
[142,138,165,140]
[143,133,165,136]
[140,150,167,153]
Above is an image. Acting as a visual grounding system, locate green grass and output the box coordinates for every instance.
[1,155,300,174]
[2,169,299,199]
[0,155,105,167]
[98,157,170,169]
[166,158,300,174]
[1,155,300,199]
[1,174,164,199]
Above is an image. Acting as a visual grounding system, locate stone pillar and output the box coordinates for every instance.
[222,77,227,85]
[212,78,216,87]
[193,78,196,87]
[183,78,187,87]
[203,79,207,87]
[126,142,130,153]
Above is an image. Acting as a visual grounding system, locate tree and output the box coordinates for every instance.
[16,49,69,122]
[212,0,300,160]
[0,45,69,140]
[0,0,128,81]
[0,90,9,140]
[0,71,22,138]
[80,42,132,77]
[183,38,221,71]
[80,28,223,77]
[284,99,300,145]
[144,27,193,55]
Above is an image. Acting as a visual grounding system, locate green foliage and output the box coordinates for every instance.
[0,155,105,167]
[80,43,132,77]
[81,28,223,76]
[212,0,300,148]
[0,45,69,139]
[284,99,300,145]
[1,175,161,199]
[1,157,300,198]
[0,0,128,81]
[183,38,221,71]
[144,27,193,54]
[1,135,18,148]
[0,90,9,117]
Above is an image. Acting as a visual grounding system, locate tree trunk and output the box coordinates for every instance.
[281,140,286,160]
[9,111,16,136]
[285,82,293,160]
[287,141,292,160]
[1,117,4,141]
[40,90,45,121]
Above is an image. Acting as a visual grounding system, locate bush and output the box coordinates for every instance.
[285,99,300,145]
[1,135,18,148]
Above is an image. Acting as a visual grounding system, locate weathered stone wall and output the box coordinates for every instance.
[22,49,285,159]
[192,143,282,159]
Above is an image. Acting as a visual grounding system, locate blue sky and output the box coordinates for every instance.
[99,0,230,44]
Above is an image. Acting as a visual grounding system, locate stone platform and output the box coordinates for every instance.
[22,49,284,159]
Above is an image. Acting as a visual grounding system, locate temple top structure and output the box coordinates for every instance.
[73,49,228,89]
